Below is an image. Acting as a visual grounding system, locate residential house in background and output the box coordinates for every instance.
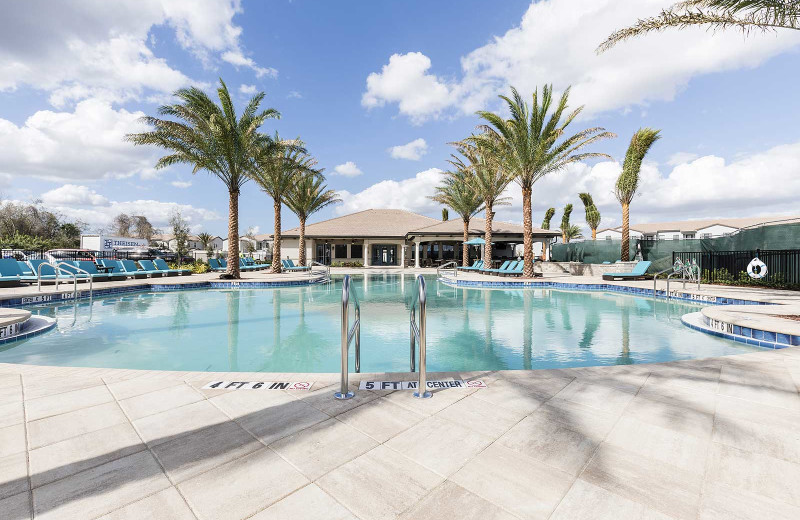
[595,215,800,241]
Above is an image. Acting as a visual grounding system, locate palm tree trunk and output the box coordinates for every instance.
[271,199,282,273]
[484,203,493,268]
[621,202,630,262]
[298,217,306,267]
[227,189,240,279]
[462,218,470,267]
[522,187,534,277]
[592,227,597,240]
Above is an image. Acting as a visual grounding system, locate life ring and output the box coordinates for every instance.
[747,258,767,279]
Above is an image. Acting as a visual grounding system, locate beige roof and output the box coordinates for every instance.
[409,218,559,237]
[598,215,800,235]
[253,233,272,241]
[280,209,440,239]
[153,234,220,242]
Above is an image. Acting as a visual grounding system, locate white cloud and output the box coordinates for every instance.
[287,90,302,99]
[171,180,192,188]
[239,84,257,94]
[0,0,274,106]
[333,161,363,177]
[336,168,443,215]
[41,184,109,207]
[0,99,160,181]
[363,0,800,122]
[389,138,428,161]
[666,152,700,166]
[362,52,453,123]
[222,50,277,78]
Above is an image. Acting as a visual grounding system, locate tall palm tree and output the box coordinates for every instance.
[475,85,615,278]
[578,193,602,240]
[540,207,556,260]
[599,0,800,53]
[430,167,484,267]
[453,141,511,267]
[284,171,341,266]
[126,79,278,279]
[250,136,309,273]
[560,204,573,243]
[615,128,661,261]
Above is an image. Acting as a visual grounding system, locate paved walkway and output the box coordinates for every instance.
[2,346,800,520]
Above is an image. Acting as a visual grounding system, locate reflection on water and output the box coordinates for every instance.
[0,274,759,372]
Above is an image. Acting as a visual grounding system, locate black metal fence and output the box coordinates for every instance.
[673,249,800,287]
[0,248,179,262]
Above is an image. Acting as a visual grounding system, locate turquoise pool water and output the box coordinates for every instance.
[0,274,757,372]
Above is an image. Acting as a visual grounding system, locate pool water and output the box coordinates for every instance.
[0,274,757,372]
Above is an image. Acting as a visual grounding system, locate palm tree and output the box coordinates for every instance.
[563,224,584,243]
[453,140,511,267]
[197,231,214,259]
[284,171,341,266]
[430,167,484,267]
[475,85,615,278]
[126,79,278,279]
[441,208,449,221]
[578,193,602,240]
[616,128,661,261]
[250,136,310,273]
[560,204,573,243]
[541,207,555,229]
[599,0,800,53]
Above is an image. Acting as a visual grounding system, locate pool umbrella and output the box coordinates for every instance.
[463,237,486,245]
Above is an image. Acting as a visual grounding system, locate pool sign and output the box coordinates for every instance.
[359,379,487,390]
[202,381,313,390]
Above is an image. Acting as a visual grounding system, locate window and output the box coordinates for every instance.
[350,244,363,258]
[683,233,695,239]
[334,244,347,258]
[672,234,680,240]
[605,236,611,240]
[701,233,712,239]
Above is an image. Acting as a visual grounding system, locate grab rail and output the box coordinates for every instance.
[652,267,673,298]
[310,261,330,281]
[409,275,431,399]
[37,261,88,299]
[57,262,93,299]
[335,275,361,400]
[436,260,458,280]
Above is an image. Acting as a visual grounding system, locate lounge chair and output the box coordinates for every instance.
[28,259,75,282]
[97,259,141,280]
[502,262,525,277]
[208,258,225,271]
[73,260,114,282]
[281,259,311,272]
[457,260,484,272]
[153,258,191,276]
[219,258,228,269]
[241,257,264,270]
[0,259,29,285]
[602,261,652,281]
[136,260,172,277]
[117,259,158,278]
[50,262,91,281]
[239,258,260,271]
[481,260,513,275]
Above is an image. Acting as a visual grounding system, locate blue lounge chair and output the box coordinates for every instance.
[51,262,90,281]
[481,260,513,275]
[118,259,156,278]
[602,261,652,281]
[0,259,28,285]
[457,260,481,271]
[28,259,75,282]
[135,260,166,277]
[281,259,310,272]
[502,262,525,277]
[239,258,260,271]
[73,261,113,282]
[241,257,263,270]
[208,258,225,271]
[219,258,228,269]
[153,258,191,276]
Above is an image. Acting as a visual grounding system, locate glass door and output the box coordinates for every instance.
[315,243,331,265]
[371,244,397,266]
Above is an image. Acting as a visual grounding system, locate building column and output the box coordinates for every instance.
[414,241,420,268]
[363,240,370,267]
[437,241,443,260]
[400,242,406,269]
[346,243,351,261]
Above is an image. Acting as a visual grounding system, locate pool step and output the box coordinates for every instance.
[0,309,56,345]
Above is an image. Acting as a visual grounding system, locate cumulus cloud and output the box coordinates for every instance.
[0,0,274,106]
[362,0,800,122]
[389,138,428,161]
[333,161,363,177]
[41,184,109,207]
[336,168,443,215]
[239,84,257,94]
[171,180,193,188]
[0,99,160,181]
[287,90,302,99]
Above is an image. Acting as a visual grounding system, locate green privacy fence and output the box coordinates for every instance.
[551,222,800,272]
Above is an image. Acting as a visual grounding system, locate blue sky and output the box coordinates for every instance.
[2,0,800,237]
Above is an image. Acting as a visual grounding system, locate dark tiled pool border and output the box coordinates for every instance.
[0,279,324,308]
[444,277,772,306]
[681,312,793,350]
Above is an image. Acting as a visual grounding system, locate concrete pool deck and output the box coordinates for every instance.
[2,272,800,518]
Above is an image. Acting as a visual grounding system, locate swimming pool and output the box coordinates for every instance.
[0,274,757,372]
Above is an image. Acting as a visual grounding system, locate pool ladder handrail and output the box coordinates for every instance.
[37,261,92,299]
[409,274,432,399]
[436,260,458,280]
[309,260,331,282]
[335,274,361,400]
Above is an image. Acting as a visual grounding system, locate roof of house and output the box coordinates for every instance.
[409,218,560,237]
[597,215,800,235]
[153,234,222,242]
[279,209,440,238]
[253,233,272,241]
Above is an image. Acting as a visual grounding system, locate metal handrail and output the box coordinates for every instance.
[56,262,93,298]
[38,261,81,297]
[436,260,458,280]
[409,275,431,399]
[335,274,361,400]
[309,260,330,281]
[652,267,673,297]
